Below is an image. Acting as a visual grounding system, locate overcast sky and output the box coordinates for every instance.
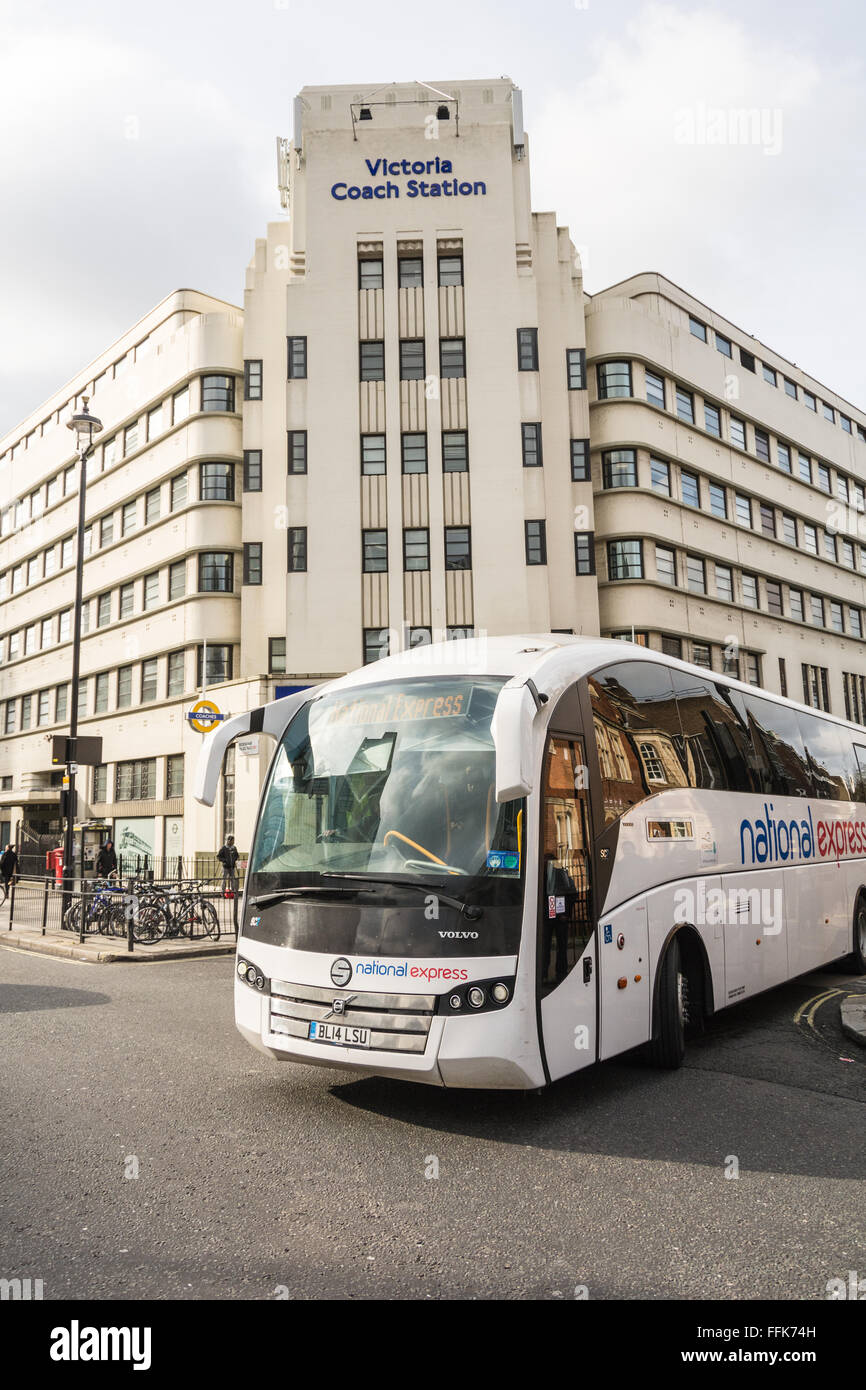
[1,0,864,434]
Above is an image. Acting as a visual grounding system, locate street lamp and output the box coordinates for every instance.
[61,397,102,918]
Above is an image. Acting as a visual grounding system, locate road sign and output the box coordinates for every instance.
[52,735,103,766]
[186,700,227,734]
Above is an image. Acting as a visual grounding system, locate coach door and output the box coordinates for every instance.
[537,726,597,1081]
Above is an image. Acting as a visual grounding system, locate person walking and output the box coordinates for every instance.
[0,843,19,901]
[95,839,118,882]
[217,835,239,896]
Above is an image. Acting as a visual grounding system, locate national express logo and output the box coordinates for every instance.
[739,803,866,865]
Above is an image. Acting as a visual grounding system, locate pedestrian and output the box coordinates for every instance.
[95,839,118,882]
[1,843,19,898]
[217,835,239,895]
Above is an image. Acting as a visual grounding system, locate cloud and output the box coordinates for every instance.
[529,2,866,404]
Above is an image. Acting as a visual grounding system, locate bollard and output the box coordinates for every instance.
[41,876,49,936]
[127,901,134,954]
[79,888,85,944]
[8,878,16,928]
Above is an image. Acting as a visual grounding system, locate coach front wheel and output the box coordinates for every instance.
[649,936,687,1069]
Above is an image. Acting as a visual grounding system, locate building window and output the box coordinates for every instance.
[362,529,387,573]
[607,539,642,580]
[597,361,632,399]
[744,654,761,686]
[675,386,694,423]
[438,255,463,286]
[398,257,423,288]
[119,582,134,619]
[574,532,596,575]
[166,754,184,799]
[287,338,307,379]
[361,435,386,475]
[40,618,53,648]
[147,403,163,440]
[440,339,466,378]
[358,258,383,289]
[287,431,308,475]
[778,658,788,698]
[844,672,866,723]
[443,432,468,473]
[823,402,835,422]
[766,580,783,616]
[517,328,538,371]
[20,695,32,730]
[661,636,683,659]
[143,572,160,610]
[363,629,389,664]
[92,764,107,802]
[841,414,852,434]
[655,545,676,586]
[645,369,665,409]
[202,375,235,411]
[830,601,844,633]
[97,593,111,628]
[754,428,770,463]
[716,564,733,601]
[686,555,706,594]
[729,415,746,450]
[689,315,707,341]
[811,594,824,627]
[100,514,114,547]
[115,758,156,801]
[197,644,232,686]
[244,360,263,400]
[403,528,429,571]
[200,462,234,501]
[55,685,68,722]
[243,450,262,491]
[802,664,830,711]
[759,504,776,538]
[117,665,133,709]
[602,449,636,488]
[784,378,798,399]
[287,528,307,573]
[525,520,547,565]
[198,552,233,592]
[521,423,543,469]
[243,543,262,585]
[837,474,850,503]
[171,473,188,510]
[715,333,732,358]
[570,439,590,481]
[704,402,721,437]
[124,422,139,455]
[789,588,804,622]
[777,442,792,474]
[566,348,586,389]
[762,363,777,387]
[141,658,158,703]
[798,453,812,483]
[4,701,15,734]
[740,349,756,372]
[802,523,818,555]
[804,391,817,411]
[61,537,74,567]
[268,638,286,673]
[408,627,432,649]
[167,650,185,697]
[400,339,425,380]
[824,531,836,561]
[445,526,471,570]
[742,573,758,609]
[173,387,190,423]
[401,433,427,474]
[817,463,831,493]
[681,470,700,508]
[649,457,671,496]
[360,341,385,381]
[692,643,712,670]
[708,482,727,519]
[122,500,138,536]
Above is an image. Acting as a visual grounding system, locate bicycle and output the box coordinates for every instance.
[161,883,221,941]
[62,879,127,936]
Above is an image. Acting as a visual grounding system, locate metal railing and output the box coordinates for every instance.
[1,874,239,952]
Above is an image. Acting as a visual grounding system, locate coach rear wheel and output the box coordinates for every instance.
[852,899,866,974]
[649,935,687,1069]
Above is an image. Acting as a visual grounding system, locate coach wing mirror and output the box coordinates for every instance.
[194,689,315,806]
[492,682,538,802]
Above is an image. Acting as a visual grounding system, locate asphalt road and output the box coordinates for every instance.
[1,947,864,1301]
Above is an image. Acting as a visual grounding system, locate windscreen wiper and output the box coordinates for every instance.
[320,872,482,920]
[247,885,378,910]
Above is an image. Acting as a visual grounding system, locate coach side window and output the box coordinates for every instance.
[742,695,812,797]
[588,661,688,825]
[853,746,866,802]
[798,714,853,801]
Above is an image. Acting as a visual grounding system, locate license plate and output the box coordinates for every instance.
[308,1020,371,1047]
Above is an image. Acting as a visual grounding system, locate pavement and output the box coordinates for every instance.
[840,991,866,1048]
[0,923,236,962]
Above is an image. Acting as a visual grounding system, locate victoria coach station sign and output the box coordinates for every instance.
[331,158,487,201]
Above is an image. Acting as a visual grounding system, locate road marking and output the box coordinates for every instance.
[793,988,843,1033]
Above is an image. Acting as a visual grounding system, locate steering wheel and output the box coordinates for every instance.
[384,831,466,876]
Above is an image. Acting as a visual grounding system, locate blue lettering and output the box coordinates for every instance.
[740,819,755,864]
[406,179,419,198]
[365,159,382,176]
[473,181,486,195]
[331,183,348,200]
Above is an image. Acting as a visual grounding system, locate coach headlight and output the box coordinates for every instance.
[237,957,269,992]
[467,986,485,1009]
[491,982,510,1003]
